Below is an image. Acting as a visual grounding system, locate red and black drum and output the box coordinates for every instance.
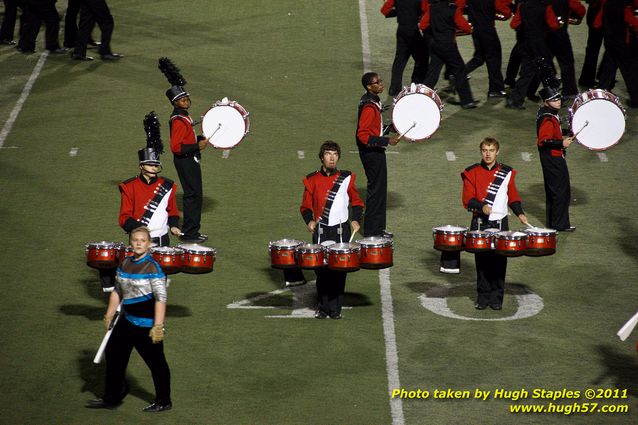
[117,244,134,263]
[432,225,467,251]
[296,243,326,270]
[269,239,304,269]
[464,230,494,253]
[327,243,361,272]
[524,227,557,257]
[357,237,393,269]
[151,246,184,274]
[178,244,216,274]
[493,231,527,257]
[85,241,121,269]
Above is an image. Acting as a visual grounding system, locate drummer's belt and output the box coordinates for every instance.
[140,180,173,227]
[318,171,351,225]
[483,165,512,208]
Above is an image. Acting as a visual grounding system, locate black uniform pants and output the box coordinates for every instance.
[509,44,545,107]
[465,26,505,93]
[598,38,638,107]
[424,40,474,105]
[18,0,60,51]
[63,0,95,47]
[73,0,113,57]
[104,318,171,405]
[173,155,203,238]
[539,150,571,230]
[578,20,604,86]
[314,223,350,315]
[0,0,25,42]
[546,28,578,96]
[389,26,429,96]
[358,147,387,237]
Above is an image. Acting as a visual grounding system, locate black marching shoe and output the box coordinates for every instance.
[85,398,120,409]
[475,302,488,310]
[101,52,123,61]
[487,91,506,98]
[179,233,208,243]
[461,101,479,109]
[490,304,502,310]
[314,310,328,319]
[71,53,94,61]
[329,312,342,320]
[505,98,525,110]
[48,48,67,54]
[143,402,172,413]
[557,226,576,232]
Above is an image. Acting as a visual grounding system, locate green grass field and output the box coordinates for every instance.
[1,1,637,424]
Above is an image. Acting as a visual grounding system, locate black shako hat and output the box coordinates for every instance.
[138,111,164,165]
[539,86,562,102]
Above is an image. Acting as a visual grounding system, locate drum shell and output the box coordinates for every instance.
[464,231,494,253]
[524,231,557,257]
[178,245,216,274]
[296,244,326,270]
[151,247,184,274]
[117,245,134,263]
[86,242,120,269]
[432,226,467,251]
[493,232,527,257]
[357,237,393,269]
[269,240,304,269]
[327,243,361,272]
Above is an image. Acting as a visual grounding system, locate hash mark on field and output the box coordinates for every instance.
[445,151,456,161]
[297,150,305,159]
[521,152,532,162]
[597,153,608,162]
[0,146,20,149]
[222,149,230,159]
[348,150,399,155]
[69,147,79,157]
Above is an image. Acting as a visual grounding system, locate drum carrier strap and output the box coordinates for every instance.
[139,179,174,228]
[317,171,351,244]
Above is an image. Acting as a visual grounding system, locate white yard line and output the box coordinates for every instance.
[358,1,405,423]
[0,52,49,148]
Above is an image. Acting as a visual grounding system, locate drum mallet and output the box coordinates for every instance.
[208,123,222,140]
[398,121,417,141]
[573,120,589,139]
[617,311,638,341]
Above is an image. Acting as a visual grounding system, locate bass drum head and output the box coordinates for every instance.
[571,96,625,151]
[202,104,248,149]
[392,93,441,140]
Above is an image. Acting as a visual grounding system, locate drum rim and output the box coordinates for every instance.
[269,239,304,249]
[86,241,121,248]
[177,244,217,254]
[297,245,325,253]
[151,246,185,254]
[432,225,468,233]
[327,243,361,253]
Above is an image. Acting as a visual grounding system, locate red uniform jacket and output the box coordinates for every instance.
[169,110,199,155]
[537,108,565,157]
[462,162,523,215]
[300,169,364,225]
[420,0,473,33]
[119,175,180,237]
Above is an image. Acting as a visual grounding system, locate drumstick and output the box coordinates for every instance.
[349,231,357,243]
[397,121,416,141]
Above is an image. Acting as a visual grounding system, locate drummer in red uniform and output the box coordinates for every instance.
[99,112,181,292]
[300,141,364,319]
[444,138,528,309]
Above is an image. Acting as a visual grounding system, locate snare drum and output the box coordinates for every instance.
[392,83,444,140]
[117,244,134,263]
[493,231,527,257]
[296,244,326,270]
[432,225,467,251]
[357,237,393,269]
[85,241,120,269]
[151,246,184,274]
[327,243,361,272]
[569,89,626,151]
[178,244,216,274]
[269,239,304,269]
[202,97,250,149]
[464,230,494,253]
[524,227,557,257]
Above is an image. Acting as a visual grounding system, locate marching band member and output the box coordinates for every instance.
[465,0,513,98]
[356,72,399,238]
[159,57,209,244]
[99,113,180,292]
[420,0,479,108]
[86,226,172,412]
[506,0,561,110]
[300,141,364,319]
[380,0,430,97]
[536,86,576,231]
[445,138,528,309]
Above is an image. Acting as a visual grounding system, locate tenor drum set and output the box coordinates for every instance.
[85,241,217,274]
[268,236,394,272]
[432,225,557,257]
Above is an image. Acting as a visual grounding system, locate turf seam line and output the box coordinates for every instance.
[0,52,49,148]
